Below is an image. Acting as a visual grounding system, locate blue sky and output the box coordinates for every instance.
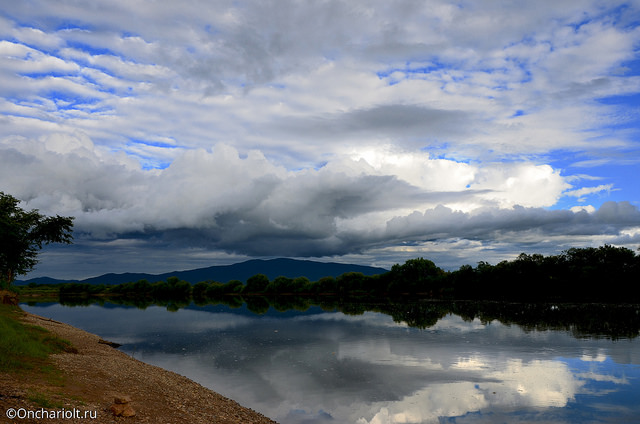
[1,0,640,278]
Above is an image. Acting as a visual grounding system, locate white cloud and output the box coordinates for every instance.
[471,163,570,208]
[1,0,639,275]
[3,132,640,278]
[1,0,638,162]
[356,359,584,424]
[565,184,614,199]
[0,134,618,240]
[570,205,596,213]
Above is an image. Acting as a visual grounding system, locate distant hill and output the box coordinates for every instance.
[17,258,389,285]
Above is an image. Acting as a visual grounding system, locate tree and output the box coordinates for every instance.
[0,192,74,286]
[243,273,270,293]
[387,258,444,294]
[265,276,294,293]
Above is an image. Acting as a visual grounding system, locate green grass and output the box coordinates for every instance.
[0,304,73,373]
[27,389,64,409]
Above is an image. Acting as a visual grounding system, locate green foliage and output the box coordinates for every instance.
[201,280,244,299]
[337,272,366,294]
[165,276,192,298]
[192,281,210,304]
[450,244,640,302]
[244,273,270,293]
[27,390,63,409]
[0,192,74,285]
[265,276,296,293]
[18,244,640,315]
[314,276,337,294]
[387,258,445,294]
[0,304,73,372]
[204,281,226,297]
[225,280,244,293]
[292,276,311,292]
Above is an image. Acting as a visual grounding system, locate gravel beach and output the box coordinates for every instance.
[0,310,278,424]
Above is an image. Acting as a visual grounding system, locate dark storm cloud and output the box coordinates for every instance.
[2,0,639,278]
[272,104,472,141]
[3,136,640,279]
[98,201,640,260]
[384,202,640,243]
[124,173,454,257]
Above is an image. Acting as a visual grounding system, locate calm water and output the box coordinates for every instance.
[22,302,640,424]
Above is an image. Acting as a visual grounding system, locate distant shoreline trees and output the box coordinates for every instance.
[20,244,640,304]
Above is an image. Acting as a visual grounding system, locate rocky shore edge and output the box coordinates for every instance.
[0,308,279,424]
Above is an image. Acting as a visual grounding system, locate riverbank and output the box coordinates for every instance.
[0,308,278,424]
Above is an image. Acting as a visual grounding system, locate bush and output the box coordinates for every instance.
[244,274,270,293]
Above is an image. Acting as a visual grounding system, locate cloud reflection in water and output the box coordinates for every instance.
[21,304,640,424]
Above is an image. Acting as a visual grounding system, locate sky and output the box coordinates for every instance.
[1,0,640,279]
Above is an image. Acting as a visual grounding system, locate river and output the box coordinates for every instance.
[21,301,640,424]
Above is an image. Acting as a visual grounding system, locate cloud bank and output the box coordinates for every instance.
[2,135,639,277]
[1,1,639,276]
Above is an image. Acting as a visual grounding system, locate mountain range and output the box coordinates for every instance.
[18,258,389,286]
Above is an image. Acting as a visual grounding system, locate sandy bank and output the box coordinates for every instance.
[0,310,278,424]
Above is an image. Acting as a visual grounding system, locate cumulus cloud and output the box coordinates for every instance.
[2,133,640,277]
[1,1,639,276]
[358,359,583,424]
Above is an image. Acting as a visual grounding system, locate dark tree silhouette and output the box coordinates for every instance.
[0,192,73,286]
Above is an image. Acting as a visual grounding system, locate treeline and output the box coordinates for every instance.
[32,245,640,304]
[448,245,640,301]
[57,276,193,310]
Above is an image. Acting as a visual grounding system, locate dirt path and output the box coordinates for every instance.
[0,310,279,424]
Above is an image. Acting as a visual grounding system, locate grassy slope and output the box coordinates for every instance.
[0,302,79,409]
[0,303,73,372]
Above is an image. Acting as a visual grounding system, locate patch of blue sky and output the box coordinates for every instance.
[376,60,449,83]
[566,15,595,33]
[44,90,101,108]
[420,143,473,164]
[120,145,172,170]
[141,161,171,171]
[505,58,533,84]
[121,31,141,38]
[592,97,640,152]
[64,40,119,58]
[547,150,639,209]
[54,21,94,33]
[597,92,640,108]
[73,73,118,95]
[561,355,638,388]
[129,139,181,150]
[603,2,640,28]
[613,57,640,76]
[20,70,76,80]
[48,50,138,87]
[564,3,635,33]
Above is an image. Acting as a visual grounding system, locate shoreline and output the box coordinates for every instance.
[0,309,279,424]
